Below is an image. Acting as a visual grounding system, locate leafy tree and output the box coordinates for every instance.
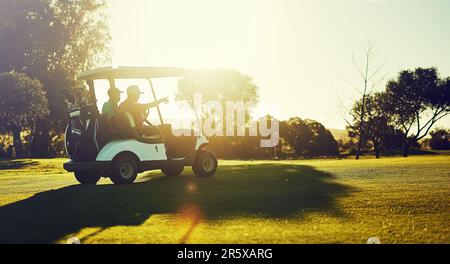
[385,68,450,157]
[177,69,259,134]
[428,128,450,150]
[176,69,271,159]
[306,120,340,157]
[0,0,59,74]
[177,69,259,106]
[337,137,357,155]
[0,72,49,158]
[0,0,110,157]
[380,128,404,151]
[349,92,392,158]
[280,118,311,157]
[280,117,339,158]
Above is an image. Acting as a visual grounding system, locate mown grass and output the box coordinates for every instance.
[0,155,449,244]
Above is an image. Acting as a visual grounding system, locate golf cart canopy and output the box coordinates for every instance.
[79,66,192,80]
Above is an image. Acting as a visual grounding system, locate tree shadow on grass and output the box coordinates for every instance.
[0,163,352,243]
[0,160,39,170]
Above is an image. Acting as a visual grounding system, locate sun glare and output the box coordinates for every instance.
[105,0,450,129]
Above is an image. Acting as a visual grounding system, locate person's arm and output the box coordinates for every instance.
[141,97,169,109]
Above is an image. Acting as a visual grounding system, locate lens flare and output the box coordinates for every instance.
[185,181,198,194]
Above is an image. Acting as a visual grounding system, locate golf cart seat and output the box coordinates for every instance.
[110,112,163,144]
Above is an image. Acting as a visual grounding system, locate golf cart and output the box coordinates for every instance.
[63,66,218,185]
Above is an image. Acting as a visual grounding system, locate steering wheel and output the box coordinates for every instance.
[143,108,153,126]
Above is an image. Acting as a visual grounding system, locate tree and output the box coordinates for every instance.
[349,92,392,158]
[0,0,59,74]
[385,68,450,157]
[0,72,49,158]
[176,69,259,135]
[381,129,404,151]
[280,117,339,158]
[429,128,450,150]
[306,120,340,157]
[177,69,259,107]
[0,0,111,157]
[342,42,387,160]
[280,118,311,157]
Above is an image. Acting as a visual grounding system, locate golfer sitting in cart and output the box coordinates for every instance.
[119,85,169,136]
[102,87,122,116]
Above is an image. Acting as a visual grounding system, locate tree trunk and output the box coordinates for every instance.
[355,124,364,160]
[355,137,362,160]
[31,119,51,158]
[402,137,409,157]
[355,96,367,160]
[374,144,380,159]
[12,128,24,158]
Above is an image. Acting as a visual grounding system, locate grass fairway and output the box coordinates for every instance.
[0,156,449,244]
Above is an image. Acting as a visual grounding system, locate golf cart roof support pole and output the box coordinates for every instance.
[86,79,96,103]
[148,78,164,125]
[108,78,116,89]
[194,106,204,137]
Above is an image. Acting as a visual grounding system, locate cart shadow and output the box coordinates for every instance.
[0,163,352,243]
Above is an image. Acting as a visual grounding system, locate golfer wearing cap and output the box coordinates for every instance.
[102,87,123,116]
[119,85,168,134]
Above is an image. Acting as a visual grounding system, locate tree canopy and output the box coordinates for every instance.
[428,128,450,150]
[0,0,111,157]
[177,69,259,109]
[0,72,48,157]
[280,118,339,158]
[385,67,450,156]
[345,67,450,158]
[348,92,392,158]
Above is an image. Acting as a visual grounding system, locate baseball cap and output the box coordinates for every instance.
[127,85,144,95]
[108,87,123,96]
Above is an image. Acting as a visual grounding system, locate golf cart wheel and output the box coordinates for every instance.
[74,171,101,185]
[161,166,184,177]
[193,150,218,178]
[110,154,138,185]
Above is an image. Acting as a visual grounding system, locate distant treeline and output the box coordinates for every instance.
[2,121,448,160]
[206,117,339,160]
[206,124,449,160]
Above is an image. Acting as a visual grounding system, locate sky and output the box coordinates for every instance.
[105,0,450,129]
